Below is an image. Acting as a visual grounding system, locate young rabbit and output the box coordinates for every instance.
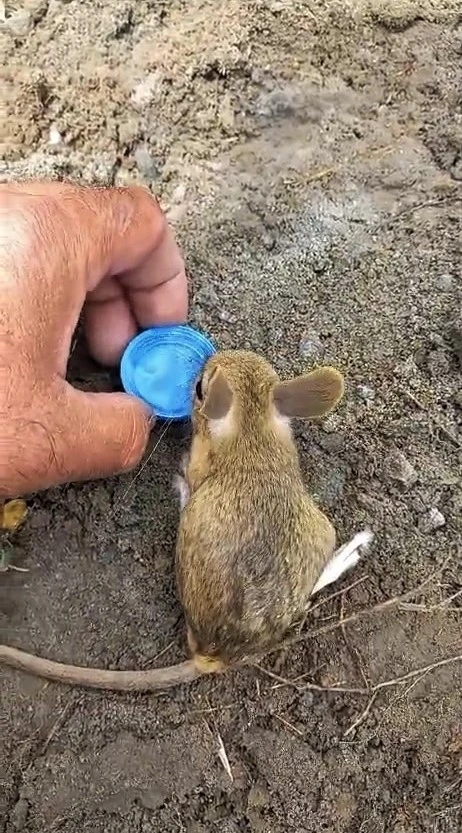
[175,349,372,674]
[0,349,372,691]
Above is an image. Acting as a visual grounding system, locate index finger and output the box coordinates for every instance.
[83,185,189,362]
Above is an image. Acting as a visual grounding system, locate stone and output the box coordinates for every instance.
[318,432,344,453]
[357,383,375,403]
[3,10,33,37]
[247,783,271,810]
[299,331,325,361]
[48,126,62,145]
[134,146,161,181]
[436,273,453,291]
[195,284,220,308]
[262,231,275,250]
[384,449,418,487]
[419,507,446,533]
[9,798,29,831]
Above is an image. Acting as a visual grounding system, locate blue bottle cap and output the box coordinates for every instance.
[120,324,216,421]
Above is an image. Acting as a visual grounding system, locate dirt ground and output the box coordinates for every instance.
[1,1,462,831]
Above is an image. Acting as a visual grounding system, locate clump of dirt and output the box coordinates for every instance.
[1,1,461,832]
[356,0,461,29]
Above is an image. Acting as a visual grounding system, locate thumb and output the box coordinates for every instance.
[51,382,152,486]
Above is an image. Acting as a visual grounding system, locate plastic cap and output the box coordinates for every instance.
[120,324,216,420]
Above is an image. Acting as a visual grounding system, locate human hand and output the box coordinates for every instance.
[0,181,188,498]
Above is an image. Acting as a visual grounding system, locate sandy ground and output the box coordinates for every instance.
[1,1,462,831]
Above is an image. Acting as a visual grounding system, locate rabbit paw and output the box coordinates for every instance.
[311,528,374,595]
[173,474,190,511]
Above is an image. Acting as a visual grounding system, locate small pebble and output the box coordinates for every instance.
[216,820,240,833]
[3,10,32,37]
[9,798,29,831]
[312,256,328,274]
[48,126,62,146]
[316,468,346,506]
[134,146,161,180]
[453,390,462,409]
[384,449,418,487]
[300,691,315,708]
[299,331,325,361]
[195,284,219,308]
[428,332,445,348]
[219,308,235,324]
[419,507,446,534]
[450,159,462,180]
[357,384,375,403]
[426,349,451,378]
[436,274,453,291]
[318,432,344,453]
[247,783,271,810]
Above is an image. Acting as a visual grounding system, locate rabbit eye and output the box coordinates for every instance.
[195,377,203,401]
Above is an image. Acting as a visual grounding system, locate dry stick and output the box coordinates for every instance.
[256,654,462,700]
[343,691,379,738]
[139,639,177,669]
[379,194,462,231]
[399,602,462,614]
[268,554,453,655]
[401,388,461,449]
[272,574,369,675]
[273,713,304,736]
[440,587,462,607]
[443,776,462,796]
[255,557,459,736]
[287,145,396,187]
[371,653,462,693]
[254,663,368,695]
[203,709,233,782]
[340,591,370,691]
[432,804,462,818]
[351,654,462,741]
[360,667,433,743]
[305,574,369,619]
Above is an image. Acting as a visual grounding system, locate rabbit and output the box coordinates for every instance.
[0,349,373,691]
[174,349,373,674]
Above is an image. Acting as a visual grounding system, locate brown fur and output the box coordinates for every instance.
[176,350,343,670]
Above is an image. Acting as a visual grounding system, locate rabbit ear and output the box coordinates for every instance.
[200,368,233,420]
[273,367,344,419]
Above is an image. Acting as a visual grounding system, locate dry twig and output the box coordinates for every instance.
[401,388,461,449]
[344,692,379,738]
[254,556,461,738]
[272,574,368,675]
[268,554,453,654]
[257,652,462,698]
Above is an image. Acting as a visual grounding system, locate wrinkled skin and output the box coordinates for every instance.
[0,181,188,497]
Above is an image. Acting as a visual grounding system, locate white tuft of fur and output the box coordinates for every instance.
[311,528,374,595]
